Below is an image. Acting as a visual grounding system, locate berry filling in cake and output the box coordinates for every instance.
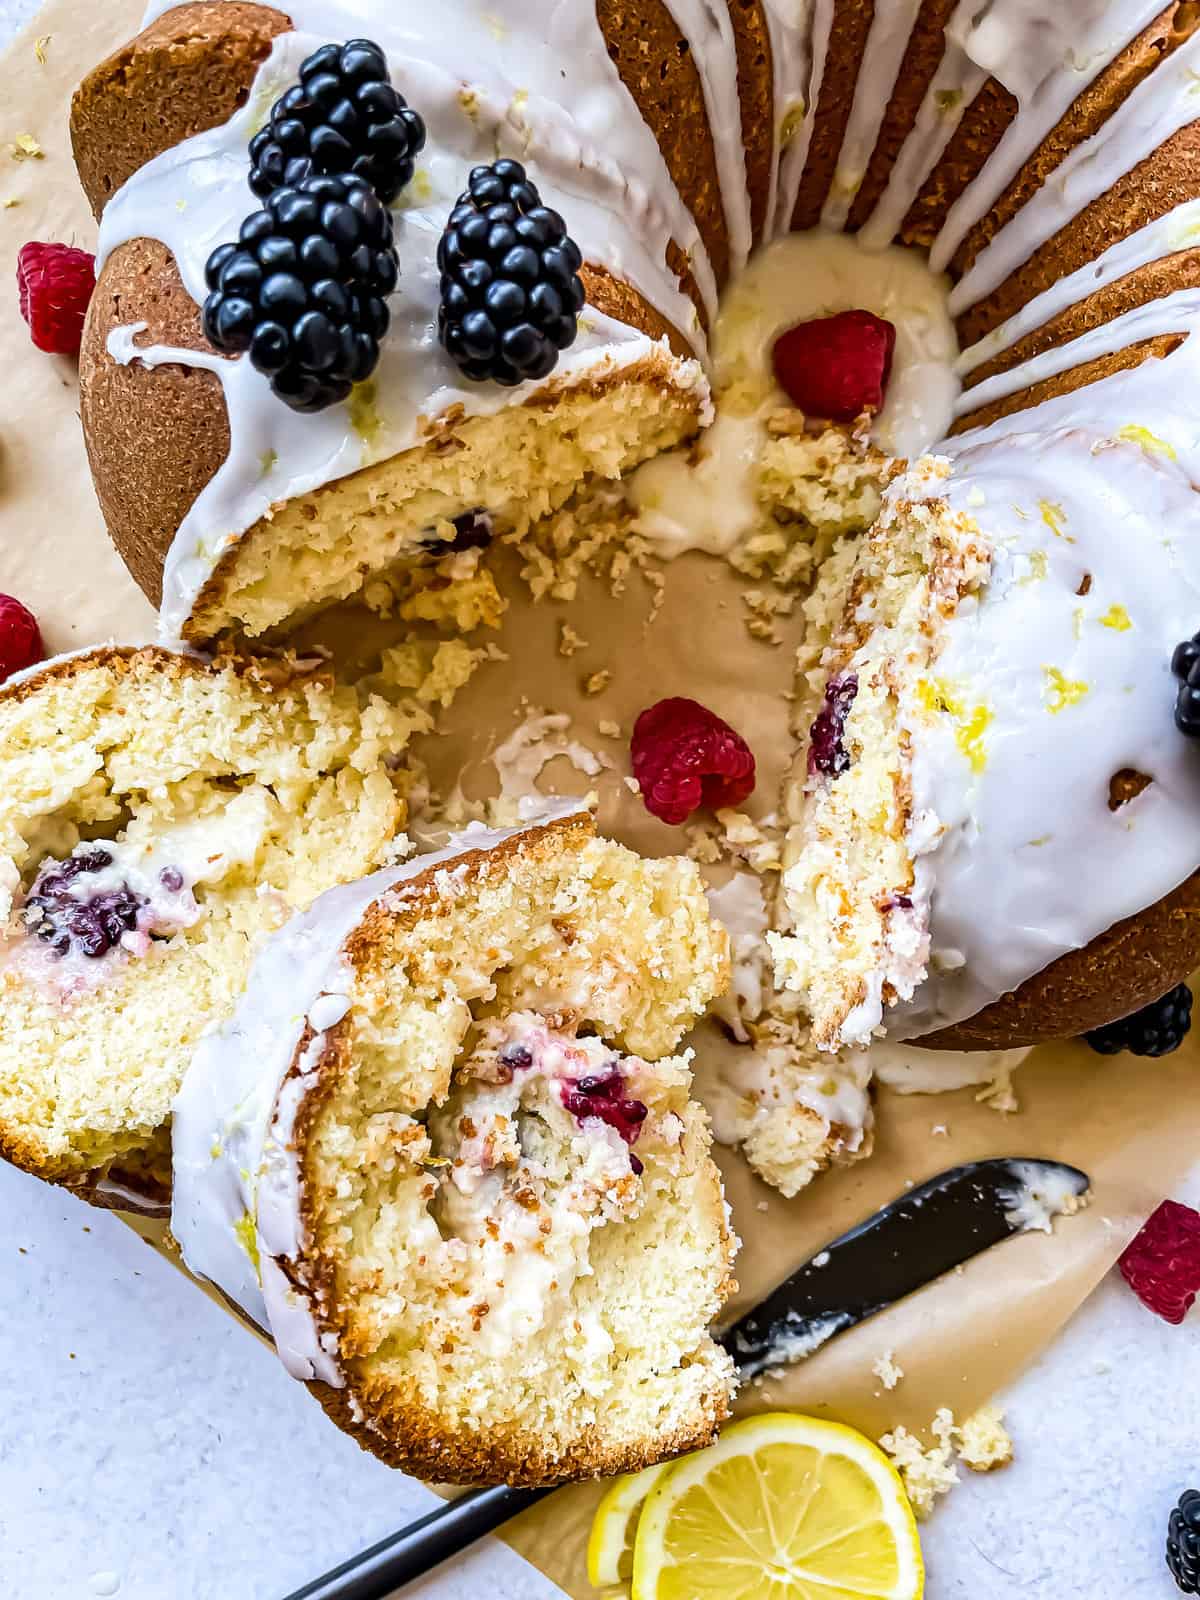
[21,843,198,961]
[421,1012,683,1349]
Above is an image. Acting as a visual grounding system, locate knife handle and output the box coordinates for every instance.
[281,1484,551,1599]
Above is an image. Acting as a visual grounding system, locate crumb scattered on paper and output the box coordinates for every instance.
[872,1350,904,1390]
[584,668,611,697]
[11,134,43,161]
[880,1406,1013,1518]
[977,1071,1019,1114]
[558,621,587,657]
[34,35,51,64]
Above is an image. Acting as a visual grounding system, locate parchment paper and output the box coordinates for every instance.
[3,8,1199,1597]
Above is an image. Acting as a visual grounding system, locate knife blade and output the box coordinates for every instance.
[282,1155,1089,1600]
[723,1157,1089,1379]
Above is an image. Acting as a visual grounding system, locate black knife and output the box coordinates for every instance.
[282,1157,1088,1600]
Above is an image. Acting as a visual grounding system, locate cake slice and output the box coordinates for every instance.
[172,805,737,1483]
[772,429,1200,1050]
[0,645,406,1204]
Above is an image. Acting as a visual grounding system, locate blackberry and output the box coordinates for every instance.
[437,159,585,386]
[417,509,494,557]
[1084,982,1193,1057]
[1169,1491,1200,1594]
[1173,632,1200,737]
[249,38,426,204]
[808,673,859,778]
[203,173,397,412]
[23,849,146,960]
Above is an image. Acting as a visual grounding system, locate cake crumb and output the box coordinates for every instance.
[872,1349,903,1390]
[34,35,51,64]
[879,1409,959,1519]
[597,719,621,739]
[881,1406,1013,1516]
[956,1405,1013,1473]
[976,1071,1019,1114]
[11,134,43,160]
[558,622,588,657]
[583,669,612,697]
[931,1123,948,1137]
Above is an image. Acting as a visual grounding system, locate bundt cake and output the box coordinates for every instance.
[59,0,1200,1139]
[0,644,408,1205]
[171,803,736,1482]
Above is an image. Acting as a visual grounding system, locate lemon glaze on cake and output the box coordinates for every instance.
[171,804,737,1481]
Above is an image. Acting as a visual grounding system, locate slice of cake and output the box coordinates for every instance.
[172,804,737,1483]
[0,645,407,1204]
[772,428,1200,1050]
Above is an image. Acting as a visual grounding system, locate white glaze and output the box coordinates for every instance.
[171,802,587,1382]
[629,230,959,557]
[120,6,718,639]
[889,418,1200,1039]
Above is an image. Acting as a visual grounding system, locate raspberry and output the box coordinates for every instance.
[1119,1199,1200,1324]
[16,241,96,355]
[631,697,756,826]
[0,595,44,683]
[772,309,896,422]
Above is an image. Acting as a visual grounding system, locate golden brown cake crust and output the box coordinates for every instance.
[79,239,229,610]
[846,0,959,234]
[952,3,1200,281]
[727,0,775,247]
[952,334,1186,435]
[595,0,731,287]
[963,250,1200,390]
[958,124,1200,348]
[900,78,1017,250]
[70,2,292,220]
[790,0,875,231]
[922,871,1200,1050]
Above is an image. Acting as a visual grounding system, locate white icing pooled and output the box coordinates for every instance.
[490,711,608,807]
[705,870,769,1039]
[170,802,588,1382]
[999,1159,1088,1233]
[630,231,960,557]
[870,1038,1032,1095]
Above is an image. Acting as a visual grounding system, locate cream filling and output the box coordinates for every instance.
[171,805,587,1384]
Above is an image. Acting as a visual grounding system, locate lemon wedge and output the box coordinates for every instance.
[587,1461,671,1587]
[629,1412,924,1600]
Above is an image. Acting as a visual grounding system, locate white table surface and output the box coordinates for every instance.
[1,3,1198,1596]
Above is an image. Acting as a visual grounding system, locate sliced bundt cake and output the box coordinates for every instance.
[0,645,406,1203]
[772,428,1200,1050]
[172,804,736,1483]
[73,1,726,644]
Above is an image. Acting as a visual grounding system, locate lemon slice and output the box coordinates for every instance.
[587,1461,671,1587]
[630,1412,924,1600]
